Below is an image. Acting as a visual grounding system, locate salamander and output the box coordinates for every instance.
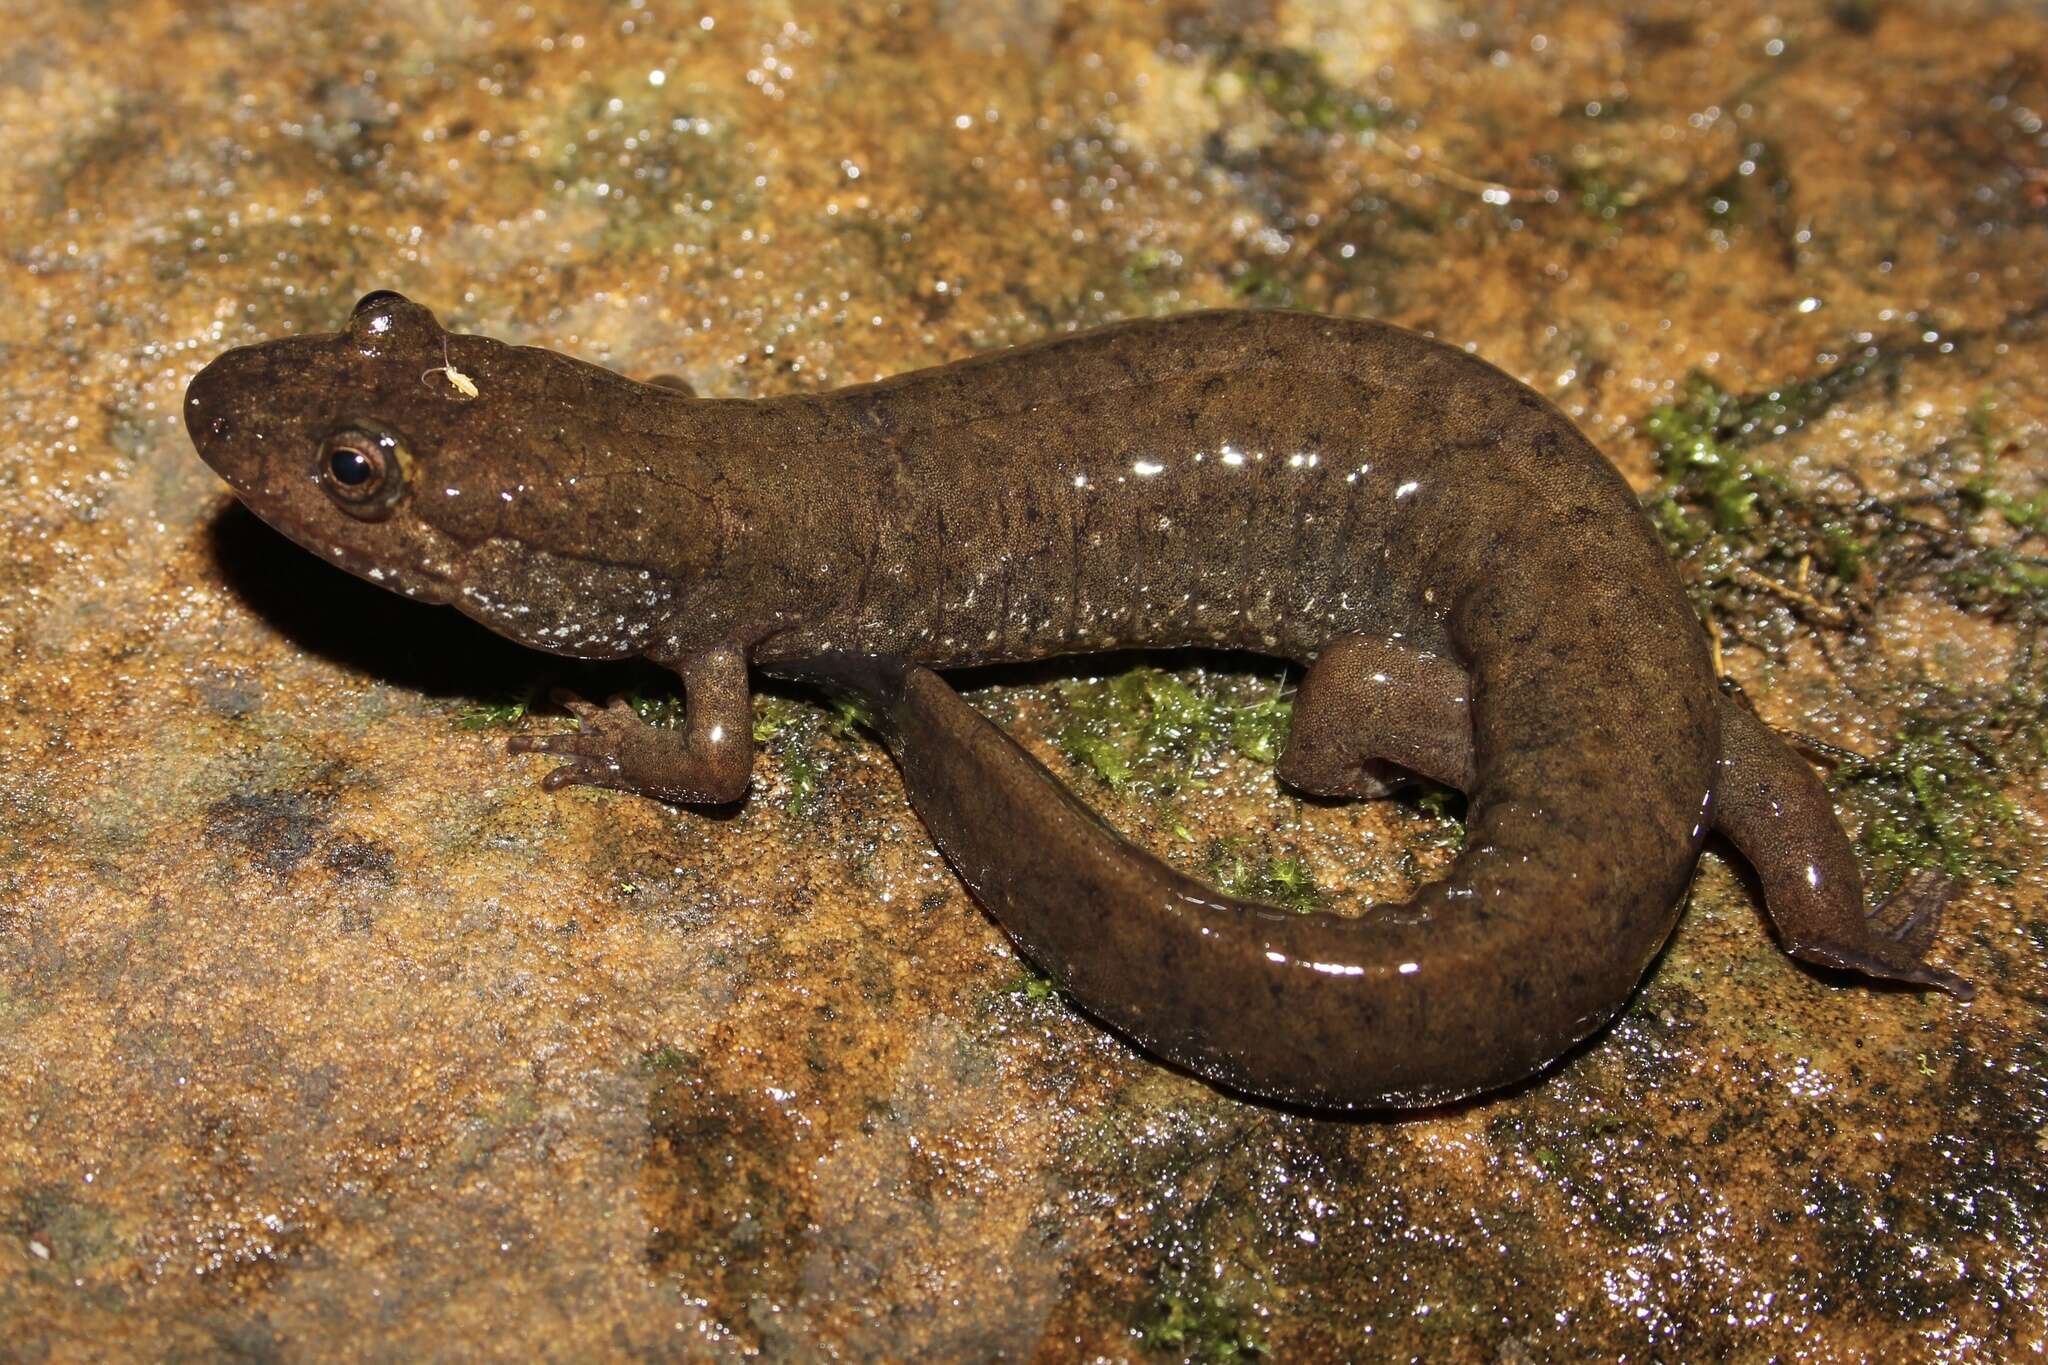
[184,291,1970,1109]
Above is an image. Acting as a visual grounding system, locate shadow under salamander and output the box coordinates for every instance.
[205,500,672,705]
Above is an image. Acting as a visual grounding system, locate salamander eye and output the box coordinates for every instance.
[318,427,406,519]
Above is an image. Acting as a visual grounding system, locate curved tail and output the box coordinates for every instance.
[805,606,1719,1109]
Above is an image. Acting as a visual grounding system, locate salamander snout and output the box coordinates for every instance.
[184,346,259,493]
[185,332,336,497]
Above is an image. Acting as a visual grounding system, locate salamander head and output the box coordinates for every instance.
[185,291,716,658]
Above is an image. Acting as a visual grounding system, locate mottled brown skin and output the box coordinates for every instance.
[185,293,1968,1110]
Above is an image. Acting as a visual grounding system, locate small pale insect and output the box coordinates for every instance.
[422,338,480,399]
[424,362,480,399]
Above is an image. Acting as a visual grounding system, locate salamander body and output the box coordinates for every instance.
[186,293,1967,1108]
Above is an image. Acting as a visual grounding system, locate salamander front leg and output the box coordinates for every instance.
[508,643,753,805]
[1277,635,1474,798]
[1713,699,1972,998]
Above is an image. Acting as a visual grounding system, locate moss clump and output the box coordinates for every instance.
[641,1044,691,1075]
[1003,967,1061,1005]
[1405,781,1465,825]
[1642,345,2047,649]
[777,745,821,817]
[747,694,853,816]
[749,694,808,744]
[1390,781,1467,881]
[628,692,687,728]
[1207,838,1320,913]
[826,695,876,739]
[1060,729,1134,789]
[1642,376,1787,533]
[1830,687,2039,889]
[456,695,533,730]
[1055,667,1291,796]
[1643,351,1892,536]
[1136,1288,1268,1361]
[1639,338,2046,888]
[1121,245,1185,299]
[1228,264,1296,308]
[1963,483,2048,537]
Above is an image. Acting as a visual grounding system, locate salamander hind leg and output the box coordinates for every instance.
[1277,635,1475,799]
[508,643,753,805]
[1713,698,1973,999]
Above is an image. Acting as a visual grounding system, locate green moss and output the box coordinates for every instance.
[1639,347,2046,890]
[1963,479,2048,533]
[1818,522,1870,579]
[1228,264,1296,308]
[1137,1288,1268,1361]
[1831,693,2038,888]
[456,695,533,730]
[1228,696,1293,764]
[1943,551,2048,601]
[1484,1110,1661,1238]
[747,695,804,743]
[1055,667,1292,796]
[1122,245,1185,299]
[779,743,820,817]
[4,1185,118,1275]
[530,73,750,257]
[1642,356,1891,536]
[826,695,877,739]
[1949,398,2048,598]
[1642,388,1774,533]
[641,1043,691,1074]
[1207,838,1320,913]
[1961,398,2048,538]
[1004,967,1061,1005]
[1967,390,2000,454]
[1059,728,1135,790]
[746,695,848,816]
[1390,784,1466,879]
[1407,781,1464,824]
[1649,350,1891,463]
[1639,340,2048,656]
[626,692,686,728]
